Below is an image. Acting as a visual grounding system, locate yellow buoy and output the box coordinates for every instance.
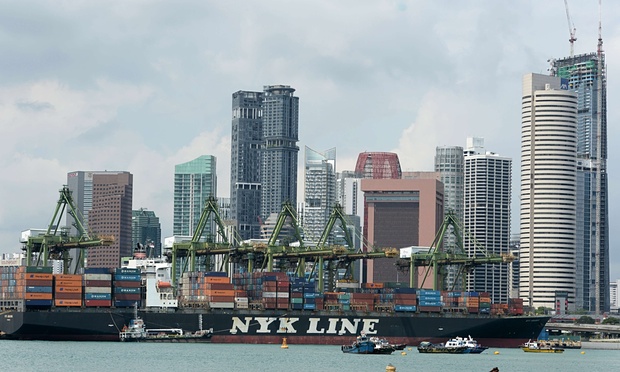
[494,351,500,355]
[401,351,407,356]
[581,351,585,354]
[408,347,412,351]
[386,364,396,372]
[281,337,289,349]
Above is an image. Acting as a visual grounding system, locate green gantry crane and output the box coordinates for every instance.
[398,211,515,290]
[23,185,114,274]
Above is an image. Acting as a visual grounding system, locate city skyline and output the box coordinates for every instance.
[1,2,619,280]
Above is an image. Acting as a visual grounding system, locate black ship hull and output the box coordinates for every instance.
[0,308,549,348]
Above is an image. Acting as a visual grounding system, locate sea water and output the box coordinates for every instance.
[0,341,618,372]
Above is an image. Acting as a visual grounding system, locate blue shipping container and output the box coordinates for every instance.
[114,287,141,294]
[26,286,53,293]
[394,305,417,312]
[25,300,53,306]
[114,300,141,308]
[85,293,112,300]
[115,268,140,274]
[114,274,141,281]
[303,303,316,310]
[84,268,111,274]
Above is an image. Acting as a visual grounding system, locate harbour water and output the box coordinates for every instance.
[1,340,618,372]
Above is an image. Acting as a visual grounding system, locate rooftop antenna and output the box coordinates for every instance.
[564,0,577,57]
[597,0,603,56]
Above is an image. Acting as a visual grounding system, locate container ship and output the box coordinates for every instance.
[0,260,548,347]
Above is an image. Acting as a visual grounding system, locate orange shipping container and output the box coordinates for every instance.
[26,273,53,280]
[25,293,53,300]
[204,276,230,284]
[55,286,82,293]
[54,274,82,281]
[54,299,82,307]
[205,289,235,297]
[55,280,82,287]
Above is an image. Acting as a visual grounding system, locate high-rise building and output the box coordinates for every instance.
[519,73,578,310]
[463,138,512,303]
[336,170,364,251]
[303,146,336,244]
[231,90,264,241]
[132,208,162,258]
[361,178,444,284]
[87,172,133,268]
[551,51,609,313]
[173,155,217,237]
[355,152,401,179]
[260,85,299,221]
[66,171,133,268]
[434,146,464,290]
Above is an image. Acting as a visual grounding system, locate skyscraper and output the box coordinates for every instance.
[173,155,217,237]
[87,172,133,268]
[260,85,299,221]
[519,73,577,310]
[132,208,162,258]
[303,146,336,244]
[361,178,444,284]
[231,90,264,241]
[463,138,512,303]
[434,146,464,290]
[551,51,609,313]
[66,171,133,269]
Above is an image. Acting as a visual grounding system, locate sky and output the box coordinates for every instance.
[1,1,619,278]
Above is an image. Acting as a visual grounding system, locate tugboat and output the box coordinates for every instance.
[341,333,398,354]
[119,305,213,342]
[521,340,564,353]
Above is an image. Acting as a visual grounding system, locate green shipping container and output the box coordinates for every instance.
[26,266,53,273]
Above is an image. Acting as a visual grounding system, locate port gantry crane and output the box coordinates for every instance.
[396,211,515,291]
[168,198,398,291]
[23,185,114,274]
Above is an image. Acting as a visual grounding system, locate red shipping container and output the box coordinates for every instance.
[25,279,53,287]
[85,299,112,307]
[114,281,141,288]
[54,292,82,300]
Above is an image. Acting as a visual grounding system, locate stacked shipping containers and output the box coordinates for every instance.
[84,268,112,307]
[114,268,142,308]
[54,274,82,307]
[24,267,53,308]
[0,266,23,300]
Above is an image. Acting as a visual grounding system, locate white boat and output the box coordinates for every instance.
[445,336,489,354]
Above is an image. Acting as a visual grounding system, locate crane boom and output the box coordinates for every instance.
[564,0,577,57]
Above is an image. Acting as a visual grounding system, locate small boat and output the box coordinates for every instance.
[417,341,468,354]
[119,305,213,342]
[521,340,564,353]
[445,336,489,354]
[341,333,399,354]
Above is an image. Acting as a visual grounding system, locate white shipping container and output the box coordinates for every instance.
[262,291,277,298]
[235,303,249,309]
[209,302,235,309]
[276,292,289,298]
[84,274,111,281]
[235,297,249,303]
[84,286,112,294]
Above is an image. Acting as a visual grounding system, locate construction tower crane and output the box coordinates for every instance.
[564,0,577,57]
